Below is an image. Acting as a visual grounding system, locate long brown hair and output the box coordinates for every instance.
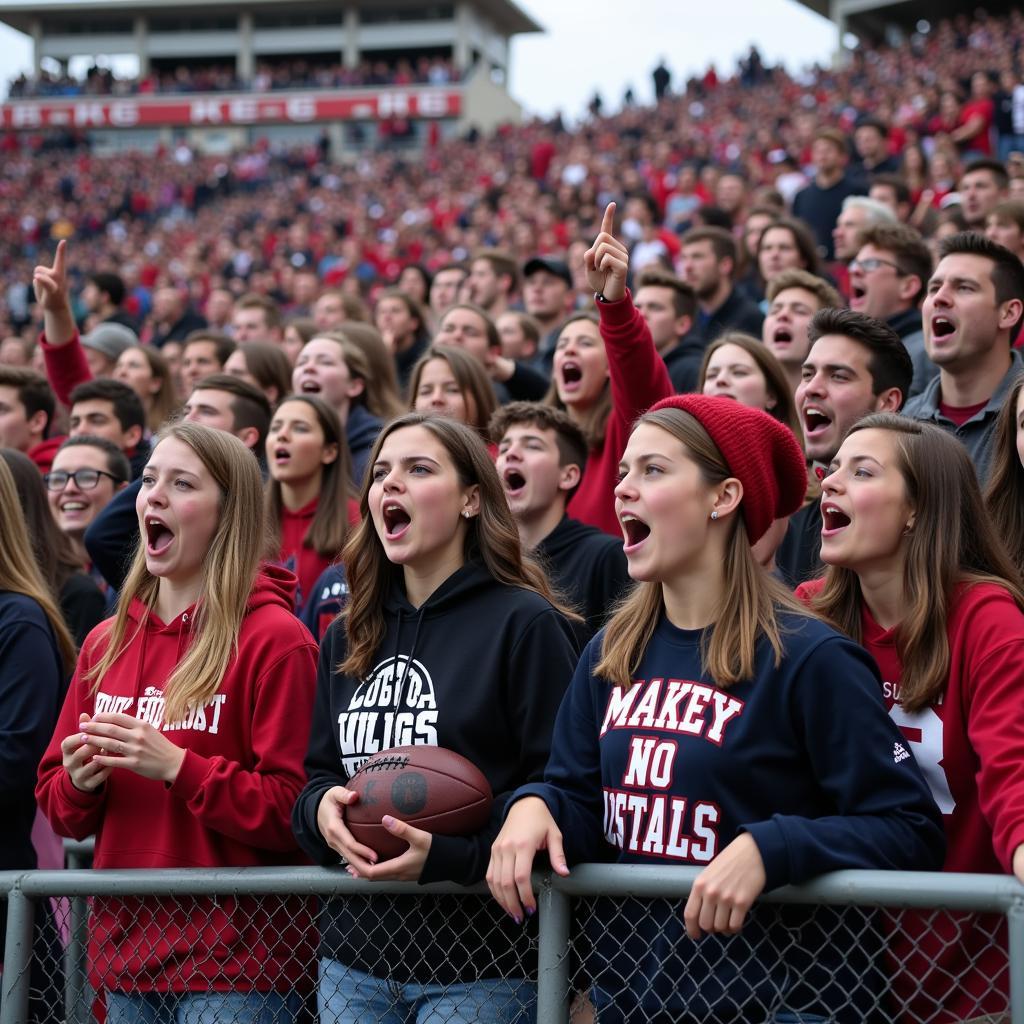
[335,322,406,418]
[0,455,76,669]
[810,414,1024,712]
[1,448,81,597]
[407,345,498,434]
[984,376,1024,576]
[234,342,293,407]
[697,332,804,444]
[340,413,578,678]
[122,344,178,432]
[264,394,353,561]
[543,312,612,451]
[594,407,806,689]
[87,422,267,723]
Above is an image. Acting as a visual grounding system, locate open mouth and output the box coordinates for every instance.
[503,469,527,496]
[300,379,321,393]
[620,514,651,552]
[849,285,866,308]
[382,502,411,540]
[821,503,852,534]
[932,317,956,339]
[145,517,174,556]
[803,407,833,436]
[560,362,583,388]
[274,447,291,464]
[60,500,89,513]
[772,328,793,345]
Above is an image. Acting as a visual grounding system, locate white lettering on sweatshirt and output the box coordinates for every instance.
[600,678,744,745]
[338,656,440,776]
[94,688,228,734]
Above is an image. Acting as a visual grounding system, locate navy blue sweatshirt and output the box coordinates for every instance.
[514,611,945,1022]
[291,559,579,984]
[300,564,349,641]
[0,591,65,872]
[345,403,382,490]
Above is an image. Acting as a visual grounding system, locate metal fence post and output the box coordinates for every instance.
[1,886,35,1024]
[536,872,570,1024]
[65,889,91,1024]
[1009,896,1024,1024]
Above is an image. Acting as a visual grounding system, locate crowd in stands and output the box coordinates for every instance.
[3,9,1024,1023]
[6,55,459,98]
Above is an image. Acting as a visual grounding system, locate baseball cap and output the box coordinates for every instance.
[523,257,572,288]
[80,322,139,362]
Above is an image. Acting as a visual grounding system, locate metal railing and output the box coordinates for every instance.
[2,865,1022,1023]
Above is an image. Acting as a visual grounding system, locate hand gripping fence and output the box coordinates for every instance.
[1,863,1023,1024]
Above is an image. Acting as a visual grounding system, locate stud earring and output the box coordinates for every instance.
[710,510,719,520]
[463,510,471,518]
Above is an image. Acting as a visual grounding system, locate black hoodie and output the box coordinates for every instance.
[292,559,579,984]
[534,515,631,642]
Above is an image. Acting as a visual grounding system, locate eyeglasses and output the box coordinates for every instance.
[43,469,124,491]
[848,257,905,275]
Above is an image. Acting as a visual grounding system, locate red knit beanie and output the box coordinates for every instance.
[646,395,806,544]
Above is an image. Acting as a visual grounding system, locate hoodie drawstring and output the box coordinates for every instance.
[393,605,427,711]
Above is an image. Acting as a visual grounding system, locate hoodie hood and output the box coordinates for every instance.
[381,558,495,618]
[125,563,299,633]
[28,435,66,476]
[378,560,498,714]
[537,515,611,559]
[345,403,383,450]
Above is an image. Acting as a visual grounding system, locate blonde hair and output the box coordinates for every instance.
[86,422,267,723]
[0,456,76,670]
[594,407,807,689]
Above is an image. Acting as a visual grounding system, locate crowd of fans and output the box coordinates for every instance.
[6,55,459,98]
[3,8,1024,1023]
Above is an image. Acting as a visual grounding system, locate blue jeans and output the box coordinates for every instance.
[317,957,535,1023]
[105,991,303,1024]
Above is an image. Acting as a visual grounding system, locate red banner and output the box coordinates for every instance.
[0,88,462,130]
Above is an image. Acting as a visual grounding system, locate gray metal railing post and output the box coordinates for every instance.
[1009,895,1024,1024]
[1,886,35,1024]
[65,889,91,1024]
[536,872,570,1024]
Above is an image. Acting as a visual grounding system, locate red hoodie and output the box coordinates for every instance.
[566,292,674,536]
[797,579,1024,1021]
[36,565,318,995]
[276,496,360,614]
[39,329,92,407]
[28,435,66,475]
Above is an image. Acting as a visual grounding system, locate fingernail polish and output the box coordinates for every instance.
[526,906,535,917]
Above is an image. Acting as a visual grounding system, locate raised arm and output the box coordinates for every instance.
[33,240,93,405]
[586,203,673,425]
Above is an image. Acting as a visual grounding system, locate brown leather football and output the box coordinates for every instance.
[344,745,493,860]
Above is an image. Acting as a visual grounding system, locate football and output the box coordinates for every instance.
[344,745,493,860]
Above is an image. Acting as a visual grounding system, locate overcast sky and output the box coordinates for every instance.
[0,0,837,117]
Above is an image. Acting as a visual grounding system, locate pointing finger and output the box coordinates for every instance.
[600,201,616,238]
[53,239,67,278]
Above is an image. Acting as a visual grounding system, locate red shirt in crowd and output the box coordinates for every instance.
[36,567,318,996]
[797,579,1024,1022]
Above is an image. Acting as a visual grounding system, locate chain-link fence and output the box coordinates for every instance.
[2,865,1022,1024]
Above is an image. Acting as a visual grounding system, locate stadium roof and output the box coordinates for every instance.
[793,0,1016,41]
[0,0,542,37]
